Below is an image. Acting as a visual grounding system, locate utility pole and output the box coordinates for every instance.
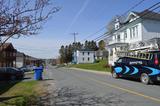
[71,32,78,44]
[71,32,78,64]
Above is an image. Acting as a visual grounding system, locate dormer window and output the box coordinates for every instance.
[115,19,120,30]
[115,23,120,30]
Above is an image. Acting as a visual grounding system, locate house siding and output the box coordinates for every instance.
[74,51,95,64]
[121,19,142,43]
[0,43,16,67]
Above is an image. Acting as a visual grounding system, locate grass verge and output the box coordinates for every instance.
[68,59,111,72]
[0,80,44,106]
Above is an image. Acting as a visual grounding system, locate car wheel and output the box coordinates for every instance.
[112,71,118,78]
[140,73,151,85]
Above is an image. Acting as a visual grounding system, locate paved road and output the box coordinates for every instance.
[47,65,160,106]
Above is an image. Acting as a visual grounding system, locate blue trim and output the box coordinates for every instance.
[124,66,130,74]
[143,66,160,76]
[130,66,138,75]
[114,67,122,73]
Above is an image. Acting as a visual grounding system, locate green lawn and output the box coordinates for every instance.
[69,59,111,72]
[0,81,44,106]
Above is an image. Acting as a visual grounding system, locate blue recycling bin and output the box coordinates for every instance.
[34,66,43,80]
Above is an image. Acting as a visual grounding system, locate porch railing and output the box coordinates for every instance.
[108,39,126,45]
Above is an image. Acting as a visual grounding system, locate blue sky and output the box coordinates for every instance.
[9,0,160,59]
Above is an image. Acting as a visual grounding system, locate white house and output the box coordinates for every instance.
[106,10,160,65]
[73,50,96,64]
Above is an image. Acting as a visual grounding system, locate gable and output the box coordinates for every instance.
[125,12,139,22]
[0,43,15,51]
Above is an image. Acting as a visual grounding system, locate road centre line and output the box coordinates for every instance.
[88,77,160,103]
[64,67,160,103]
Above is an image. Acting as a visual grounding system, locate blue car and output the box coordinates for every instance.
[112,51,160,84]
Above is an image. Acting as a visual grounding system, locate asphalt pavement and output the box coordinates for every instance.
[46,65,160,106]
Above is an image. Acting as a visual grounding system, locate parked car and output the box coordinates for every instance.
[19,66,33,72]
[26,65,34,71]
[112,51,160,84]
[0,67,24,80]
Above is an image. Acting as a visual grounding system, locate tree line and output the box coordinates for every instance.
[59,40,106,63]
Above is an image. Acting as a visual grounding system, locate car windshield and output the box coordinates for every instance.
[117,58,122,63]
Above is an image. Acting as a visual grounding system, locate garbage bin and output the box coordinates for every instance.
[34,66,43,80]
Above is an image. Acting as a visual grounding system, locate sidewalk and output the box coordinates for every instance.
[66,67,111,75]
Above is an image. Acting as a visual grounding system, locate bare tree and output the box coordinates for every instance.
[0,0,60,47]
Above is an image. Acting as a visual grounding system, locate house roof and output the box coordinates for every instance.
[106,10,160,37]
[113,10,160,32]
[135,10,160,21]
[120,10,160,25]
[125,10,160,22]
[0,43,16,51]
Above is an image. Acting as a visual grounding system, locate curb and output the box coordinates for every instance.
[66,67,111,75]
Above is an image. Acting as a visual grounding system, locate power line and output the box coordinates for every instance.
[88,0,147,42]
[80,26,106,42]
[139,2,160,17]
[94,33,106,41]
[122,0,147,16]
[80,0,156,43]
[94,1,160,42]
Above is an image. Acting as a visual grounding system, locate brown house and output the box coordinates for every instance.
[0,43,17,67]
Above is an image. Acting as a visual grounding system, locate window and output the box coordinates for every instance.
[135,25,138,37]
[114,35,116,40]
[82,52,84,55]
[88,52,90,55]
[133,27,135,38]
[124,31,127,39]
[117,35,120,41]
[88,57,90,61]
[82,58,84,61]
[130,25,138,39]
[130,28,132,39]
[115,22,120,30]
[116,24,119,30]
